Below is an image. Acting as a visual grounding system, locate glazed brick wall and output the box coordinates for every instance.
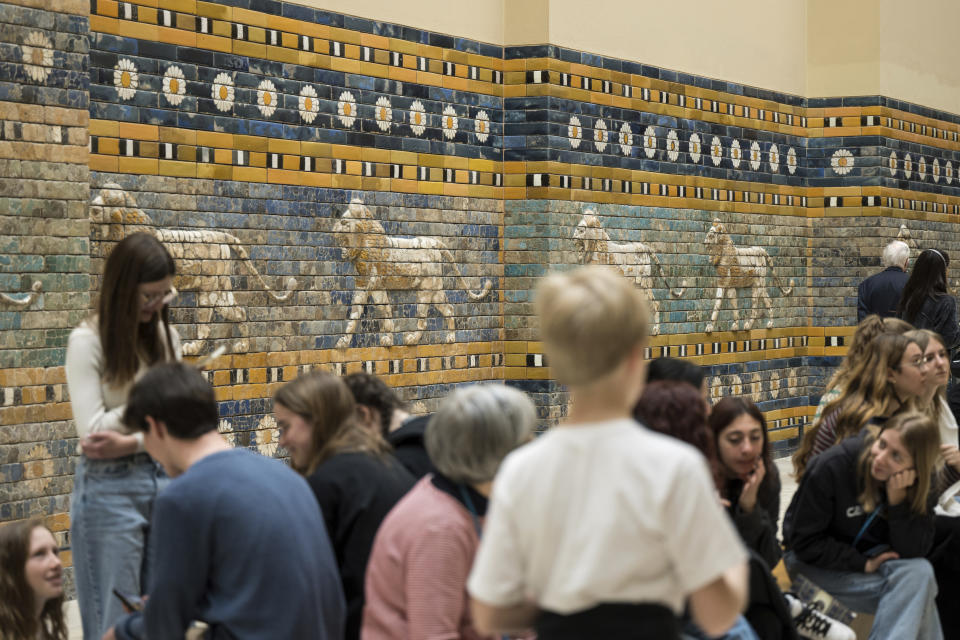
[3,0,960,595]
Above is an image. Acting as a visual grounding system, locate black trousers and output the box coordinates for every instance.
[745,549,800,640]
[536,603,679,640]
[931,515,960,639]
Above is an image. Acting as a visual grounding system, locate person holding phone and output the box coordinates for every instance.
[783,412,944,639]
[0,519,66,640]
[65,232,181,639]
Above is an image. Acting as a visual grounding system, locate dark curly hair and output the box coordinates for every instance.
[342,372,406,438]
[0,519,66,640]
[634,381,717,482]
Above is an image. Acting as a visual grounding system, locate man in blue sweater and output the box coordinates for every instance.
[105,362,345,640]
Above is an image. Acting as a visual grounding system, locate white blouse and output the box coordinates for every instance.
[65,320,181,448]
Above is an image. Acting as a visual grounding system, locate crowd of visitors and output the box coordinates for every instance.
[5,233,960,640]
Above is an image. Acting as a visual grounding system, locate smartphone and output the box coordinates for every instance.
[864,543,891,558]
[112,588,143,612]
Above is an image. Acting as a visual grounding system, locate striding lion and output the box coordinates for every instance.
[90,183,296,355]
[331,198,493,349]
[703,218,793,333]
[573,211,684,335]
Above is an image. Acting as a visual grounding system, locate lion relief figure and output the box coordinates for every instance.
[703,218,793,333]
[91,183,296,355]
[573,211,685,335]
[331,198,493,349]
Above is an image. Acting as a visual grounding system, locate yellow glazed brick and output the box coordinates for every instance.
[196,0,231,19]
[138,7,158,23]
[267,138,300,155]
[166,0,196,12]
[158,160,196,178]
[98,0,119,16]
[89,119,118,137]
[197,163,232,180]
[196,34,232,53]
[234,41,266,59]
[266,45,299,64]
[158,25,197,48]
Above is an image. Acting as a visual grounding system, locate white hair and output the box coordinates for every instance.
[425,384,536,485]
[882,240,909,268]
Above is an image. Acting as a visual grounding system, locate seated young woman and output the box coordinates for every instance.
[793,332,927,479]
[812,315,912,423]
[0,519,66,640]
[783,412,943,639]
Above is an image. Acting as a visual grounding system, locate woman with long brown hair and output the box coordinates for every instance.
[812,315,913,423]
[65,232,181,639]
[0,519,66,640]
[793,332,927,479]
[274,370,414,640]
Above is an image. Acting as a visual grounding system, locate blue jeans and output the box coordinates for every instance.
[71,454,167,639]
[682,615,760,640]
[785,550,943,640]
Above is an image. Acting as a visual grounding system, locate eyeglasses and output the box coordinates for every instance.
[901,356,928,370]
[141,287,177,308]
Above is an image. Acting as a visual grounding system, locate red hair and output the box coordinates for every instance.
[634,381,718,483]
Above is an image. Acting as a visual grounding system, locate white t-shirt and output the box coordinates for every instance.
[467,418,747,615]
[940,395,958,447]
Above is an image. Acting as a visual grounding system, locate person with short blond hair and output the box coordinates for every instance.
[467,265,749,640]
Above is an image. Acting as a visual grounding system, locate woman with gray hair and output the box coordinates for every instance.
[361,384,536,640]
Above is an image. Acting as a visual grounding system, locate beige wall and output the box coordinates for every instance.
[291,0,960,113]
[807,0,960,113]
[287,0,505,45]
[543,0,808,96]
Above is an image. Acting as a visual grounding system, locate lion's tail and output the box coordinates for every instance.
[764,253,794,295]
[467,279,494,300]
[442,248,494,300]
[651,252,685,298]
[229,241,297,301]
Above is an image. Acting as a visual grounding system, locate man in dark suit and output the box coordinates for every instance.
[857,240,910,321]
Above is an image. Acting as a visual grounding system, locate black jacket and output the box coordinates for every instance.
[386,414,435,479]
[724,463,782,570]
[857,266,909,321]
[783,431,936,572]
[902,293,960,362]
[307,452,415,640]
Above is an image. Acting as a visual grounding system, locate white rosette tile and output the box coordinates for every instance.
[257,79,278,118]
[594,118,608,152]
[338,90,357,127]
[299,85,319,123]
[115,58,139,101]
[212,72,234,112]
[441,105,458,140]
[831,148,854,176]
[618,122,633,155]
[409,100,426,136]
[568,115,583,149]
[689,133,702,163]
[749,141,761,171]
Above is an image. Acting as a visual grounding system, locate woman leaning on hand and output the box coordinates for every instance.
[66,232,181,640]
[783,412,944,639]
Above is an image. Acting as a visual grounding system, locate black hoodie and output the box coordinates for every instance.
[386,414,435,479]
[782,430,936,572]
